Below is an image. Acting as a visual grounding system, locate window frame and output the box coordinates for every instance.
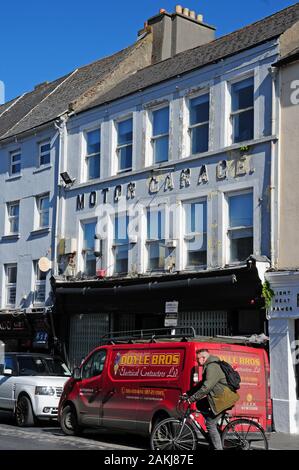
[145,205,168,273]
[36,193,50,229]
[81,219,97,276]
[151,105,170,164]
[10,150,21,176]
[85,128,101,181]
[229,76,254,144]
[113,212,130,275]
[188,91,210,155]
[116,117,133,173]
[38,140,51,167]
[183,197,208,269]
[33,261,47,305]
[7,201,20,235]
[5,264,17,308]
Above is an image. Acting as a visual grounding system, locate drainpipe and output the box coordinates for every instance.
[269,65,280,269]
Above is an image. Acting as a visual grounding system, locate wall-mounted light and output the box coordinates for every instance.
[60,171,76,188]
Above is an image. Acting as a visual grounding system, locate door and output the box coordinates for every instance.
[77,349,107,426]
[0,355,16,410]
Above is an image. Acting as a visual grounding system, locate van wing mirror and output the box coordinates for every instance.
[72,367,81,381]
[4,368,13,376]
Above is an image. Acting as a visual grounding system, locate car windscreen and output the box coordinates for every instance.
[18,356,71,377]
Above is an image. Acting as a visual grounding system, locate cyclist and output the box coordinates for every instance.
[184,349,240,450]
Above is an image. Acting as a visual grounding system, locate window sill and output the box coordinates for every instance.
[30,227,51,236]
[1,234,20,241]
[33,164,52,174]
[5,174,22,182]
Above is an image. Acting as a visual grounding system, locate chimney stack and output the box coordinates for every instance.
[143,5,216,64]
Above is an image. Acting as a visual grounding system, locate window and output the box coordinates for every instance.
[82,350,107,379]
[10,151,21,176]
[184,200,207,267]
[5,264,17,307]
[39,141,51,166]
[34,261,46,304]
[37,194,50,228]
[117,118,133,172]
[146,207,166,271]
[152,107,169,163]
[231,77,254,143]
[82,221,96,275]
[7,202,19,234]
[227,191,253,263]
[114,214,129,275]
[189,94,209,154]
[86,129,101,180]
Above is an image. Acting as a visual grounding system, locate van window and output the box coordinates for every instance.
[0,356,15,375]
[82,350,106,379]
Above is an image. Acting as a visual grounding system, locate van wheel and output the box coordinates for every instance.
[60,405,82,436]
[15,396,35,427]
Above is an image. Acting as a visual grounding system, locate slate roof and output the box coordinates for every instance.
[1,2,299,141]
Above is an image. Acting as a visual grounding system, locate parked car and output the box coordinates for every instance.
[0,352,71,426]
[58,333,272,437]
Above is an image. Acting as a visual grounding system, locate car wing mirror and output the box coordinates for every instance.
[72,367,81,380]
[4,368,13,376]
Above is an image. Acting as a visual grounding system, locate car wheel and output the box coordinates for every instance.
[60,405,82,436]
[15,396,35,427]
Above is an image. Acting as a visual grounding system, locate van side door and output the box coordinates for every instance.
[77,349,107,426]
[0,355,17,410]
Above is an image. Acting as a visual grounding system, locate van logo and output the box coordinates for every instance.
[114,352,122,375]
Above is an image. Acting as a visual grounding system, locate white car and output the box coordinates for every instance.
[0,352,71,426]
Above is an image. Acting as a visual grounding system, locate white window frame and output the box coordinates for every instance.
[79,120,103,183]
[150,104,170,165]
[79,218,97,276]
[183,197,208,270]
[228,74,255,145]
[112,211,130,276]
[33,261,46,305]
[224,188,254,265]
[36,193,50,229]
[7,201,20,234]
[38,140,51,167]
[145,204,169,273]
[187,90,210,156]
[116,116,133,174]
[5,264,17,308]
[10,150,21,176]
[85,128,101,181]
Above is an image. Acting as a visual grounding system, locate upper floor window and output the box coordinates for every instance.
[86,129,101,180]
[114,214,129,275]
[10,150,21,176]
[117,118,133,173]
[231,77,254,143]
[82,221,96,275]
[184,200,207,267]
[5,264,17,307]
[39,141,51,166]
[7,201,19,234]
[33,261,46,304]
[146,207,167,272]
[227,191,253,263]
[37,194,50,228]
[152,107,169,163]
[189,94,209,154]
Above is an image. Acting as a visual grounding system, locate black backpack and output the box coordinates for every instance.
[218,360,241,392]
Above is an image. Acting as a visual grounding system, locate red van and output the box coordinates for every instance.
[58,334,272,437]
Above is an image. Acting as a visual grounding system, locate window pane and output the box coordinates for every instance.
[12,154,21,163]
[153,107,169,136]
[40,152,50,166]
[232,78,254,111]
[87,129,101,155]
[115,245,129,273]
[147,209,165,240]
[12,162,21,174]
[41,143,50,153]
[114,215,129,242]
[119,145,132,171]
[40,196,50,211]
[229,193,253,228]
[10,217,19,233]
[187,236,207,266]
[83,222,96,250]
[118,119,133,145]
[233,109,254,143]
[9,204,19,217]
[190,95,209,125]
[147,242,166,271]
[87,154,100,179]
[154,135,169,163]
[185,201,207,234]
[7,266,17,283]
[85,254,96,276]
[230,236,253,262]
[191,124,209,154]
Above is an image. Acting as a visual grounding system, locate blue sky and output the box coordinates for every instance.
[0,0,297,102]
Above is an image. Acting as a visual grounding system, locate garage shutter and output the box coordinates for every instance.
[178,311,229,336]
[68,314,109,369]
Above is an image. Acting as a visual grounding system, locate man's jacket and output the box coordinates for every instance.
[188,355,239,415]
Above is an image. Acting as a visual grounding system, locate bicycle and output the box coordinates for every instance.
[150,396,269,450]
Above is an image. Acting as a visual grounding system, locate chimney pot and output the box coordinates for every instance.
[189,10,196,19]
[175,5,183,14]
[197,14,203,22]
[159,8,166,13]
[182,7,189,16]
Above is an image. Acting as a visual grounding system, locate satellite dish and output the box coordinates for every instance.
[38,257,52,273]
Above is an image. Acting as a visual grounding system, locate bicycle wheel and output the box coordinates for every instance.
[222,418,268,450]
[150,418,197,450]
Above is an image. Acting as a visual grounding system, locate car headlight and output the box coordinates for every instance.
[35,386,55,396]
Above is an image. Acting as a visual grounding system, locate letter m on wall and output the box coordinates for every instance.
[77,194,85,210]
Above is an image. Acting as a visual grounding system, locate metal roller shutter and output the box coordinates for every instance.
[178,311,229,336]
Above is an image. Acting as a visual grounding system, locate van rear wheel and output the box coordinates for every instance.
[60,405,82,436]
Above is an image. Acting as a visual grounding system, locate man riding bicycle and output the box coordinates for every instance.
[184,349,240,450]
